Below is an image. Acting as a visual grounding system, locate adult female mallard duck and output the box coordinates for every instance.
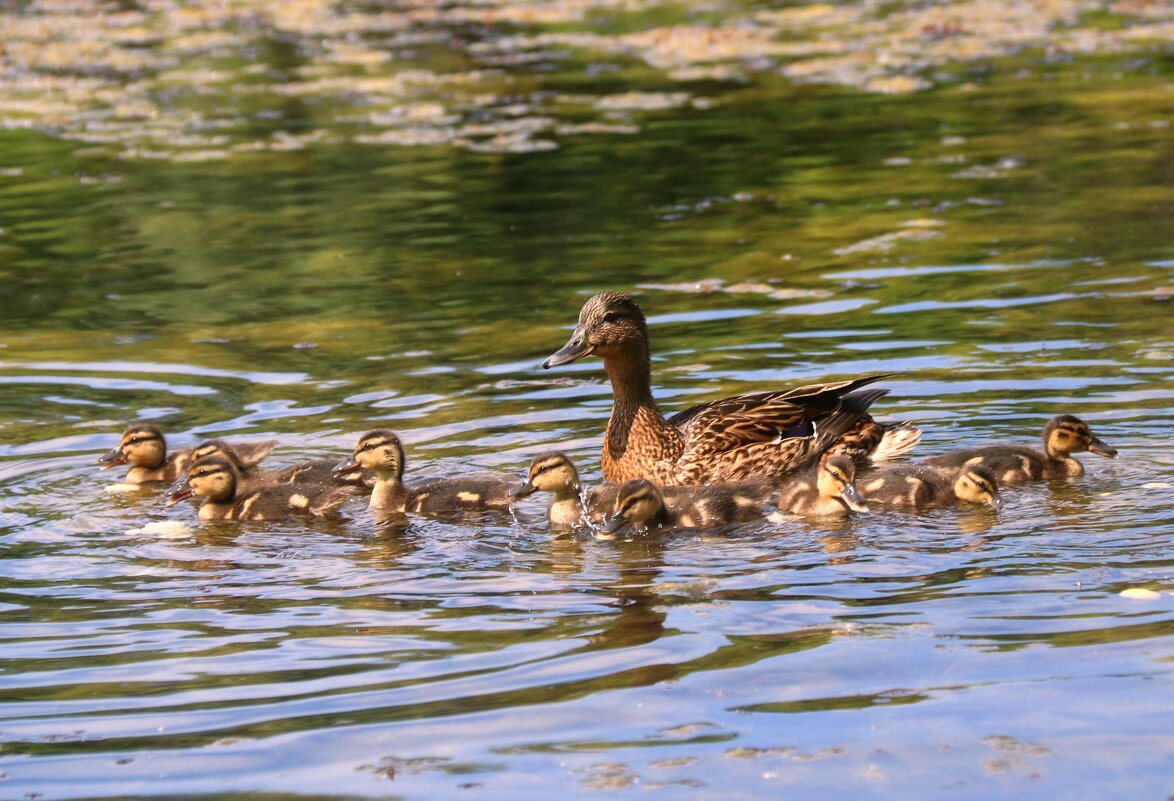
[97,424,276,484]
[599,476,775,536]
[923,415,1116,483]
[857,463,1000,508]
[334,429,513,515]
[167,454,353,522]
[541,291,917,485]
[774,454,869,517]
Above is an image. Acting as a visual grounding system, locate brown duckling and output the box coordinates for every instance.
[510,451,618,527]
[195,439,373,493]
[334,429,513,515]
[857,463,1000,508]
[541,291,915,484]
[923,415,1117,483]
[167,454,353,522]
[599,476,775,536]
[98,424,276,484]
[774,455,868,517]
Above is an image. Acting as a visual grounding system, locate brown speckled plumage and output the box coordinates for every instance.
[542,291,905,484]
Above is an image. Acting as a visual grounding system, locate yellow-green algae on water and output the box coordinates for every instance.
[0,0,1171,159]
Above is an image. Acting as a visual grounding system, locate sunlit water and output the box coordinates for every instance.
[1,4,1172,798]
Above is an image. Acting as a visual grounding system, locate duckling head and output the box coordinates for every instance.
[98,424,166,470]
[1044,415,1117,459]
[334,429,404,480]
[190,439,248,470]
[953,465,1000,507]
[168,455,237,505]
[543,291,649,368]
[512,451,580,500]
[817,455,867,512]
[602,478,665,535]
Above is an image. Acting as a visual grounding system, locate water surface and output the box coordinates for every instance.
[0,1,1172,798]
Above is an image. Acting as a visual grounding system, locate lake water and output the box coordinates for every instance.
[0,1,1172,798]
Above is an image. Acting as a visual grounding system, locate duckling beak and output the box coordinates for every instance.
[510,480,537,500]
[97,447,127,470]
[839,484,868,513]
[600,514,628,535]
[542,328,594,368]
[1088,436,1117,458]
[166,479,193,506]
[988,493,1003,510]
[332,456,362,479]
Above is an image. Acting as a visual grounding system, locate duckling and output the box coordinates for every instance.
[334,429,513,515]
[923,415,1117,483]
[510,451,615,527]
[600,476,775,536]
[541,291,916,484]
[774,455,868,517]
[193,439,373,492]
[857,463,1000,508]
[97,424,276,484]
[167,454,353,522]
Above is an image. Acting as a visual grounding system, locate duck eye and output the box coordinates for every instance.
[602,312,619,324]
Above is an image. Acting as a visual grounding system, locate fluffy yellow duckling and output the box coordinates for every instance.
[599,476,775,536]
[334,429,512,514]
[98,424,275,484]
[857,464,1000,508]
[510,451,615,527]
[167,455,353,522]
[924,415,1116,482]
[774,455,868,517]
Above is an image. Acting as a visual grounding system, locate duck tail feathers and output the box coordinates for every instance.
[811,388,889,452]
[870,422,922,462]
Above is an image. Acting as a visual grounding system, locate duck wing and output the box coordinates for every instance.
[669,374,889,457]
[674,387,889,482]
[231,440,279,468]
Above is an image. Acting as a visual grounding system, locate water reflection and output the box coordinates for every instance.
[0,22,1172,801]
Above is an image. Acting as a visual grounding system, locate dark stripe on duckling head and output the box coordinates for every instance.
[357,429,401,451]
[121,424,165,446]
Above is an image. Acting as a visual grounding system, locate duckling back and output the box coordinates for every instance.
[924,415,1116,483]
[408,476,514,514]
[660,479,775,527]
[857,463,1000,508]
[226,483,355,521]
[856,464,957,507]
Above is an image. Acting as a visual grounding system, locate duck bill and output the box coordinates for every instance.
[332,456,362,479]
[166,481,193,506]
[97,447,127,470]
[510,480,537,500]
[839,484,868,513]
[987,493,1003,510]
[1088,436,1117,458]
[600,514,628,535]
[542,329,594,369]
